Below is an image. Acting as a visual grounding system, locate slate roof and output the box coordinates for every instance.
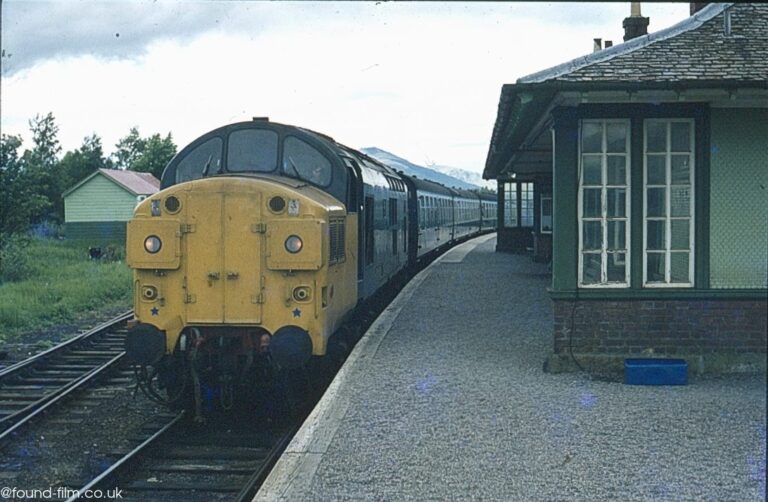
[521,3,768,84]
[484,3,768,179]
[63,169,160,197]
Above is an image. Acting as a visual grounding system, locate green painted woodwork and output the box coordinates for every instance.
[64,174,140,223]
[551,107,579,291]
[550,103,725,296]
[64,221,126,244]
[709,108,768,289]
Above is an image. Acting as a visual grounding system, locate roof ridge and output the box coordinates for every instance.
[518,3,732,84]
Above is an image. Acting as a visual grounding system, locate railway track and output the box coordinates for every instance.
[67,412,300,501]
[0,311,133,441]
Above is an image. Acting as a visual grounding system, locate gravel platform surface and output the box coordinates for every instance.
[258,235,766,501]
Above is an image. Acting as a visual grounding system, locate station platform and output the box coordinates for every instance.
[256,234,766,501]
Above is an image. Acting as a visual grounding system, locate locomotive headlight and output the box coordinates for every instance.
[144,235,162,254]
[284,235,303,254]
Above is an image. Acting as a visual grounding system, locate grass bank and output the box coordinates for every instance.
[0,238,132,341]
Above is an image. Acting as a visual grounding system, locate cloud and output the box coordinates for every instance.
[2,2,682,77]
[1,0,278,76]
[1,2,691,172]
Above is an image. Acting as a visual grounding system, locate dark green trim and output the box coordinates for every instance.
[64,221,127,244]
[695,106,711,289]
[630,119,644,288]
[549,288,768,301]
[551,107,579,291]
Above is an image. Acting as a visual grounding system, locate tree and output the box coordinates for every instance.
[20,112,64,222]
[113,127,146,170]
[131,133,176,178]
[114,127,176,178]
[0,134,49,242]
[60,134,113,190]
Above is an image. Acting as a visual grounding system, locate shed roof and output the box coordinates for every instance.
[484,3,768,179]
[63,169,160,198]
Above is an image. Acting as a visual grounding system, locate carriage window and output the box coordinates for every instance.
[227,129,278,173]
[176,137,223,184]
[283,137,332,186]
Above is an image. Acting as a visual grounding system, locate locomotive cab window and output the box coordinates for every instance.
[176,137,223,184]
[227,129,278,173]
[283,137,332,187]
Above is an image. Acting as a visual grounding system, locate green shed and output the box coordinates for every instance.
[63,169,160,243]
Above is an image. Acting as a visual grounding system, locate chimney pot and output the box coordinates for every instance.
[690,3,708,16]
[605,40,613,48]
[593,38,602,53]
[623,2,650,42]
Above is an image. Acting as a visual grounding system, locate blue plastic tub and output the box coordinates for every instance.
[624,358,688,386]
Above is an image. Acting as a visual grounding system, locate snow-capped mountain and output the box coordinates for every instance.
[429,164,496,191]
[361,147,493,191]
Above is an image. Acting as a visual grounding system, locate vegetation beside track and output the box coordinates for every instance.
[0,237,132,341]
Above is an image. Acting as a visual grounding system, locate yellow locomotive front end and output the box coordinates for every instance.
[126,174,357,410]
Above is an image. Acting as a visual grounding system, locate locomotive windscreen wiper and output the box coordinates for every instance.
[202,154,213,176]
[285,156,300,177]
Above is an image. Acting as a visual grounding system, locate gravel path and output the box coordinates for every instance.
[267,237,767,501]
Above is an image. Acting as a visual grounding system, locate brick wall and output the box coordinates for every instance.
[553,298,767,355]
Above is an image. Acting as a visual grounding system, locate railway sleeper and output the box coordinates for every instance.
[152,445,269,460]
[0,391,48,399]
[64,350,121,357]
[29,369,93,377]
[122,480,242,492]
[147,462,259,474]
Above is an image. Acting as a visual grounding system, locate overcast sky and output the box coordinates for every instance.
[1,1,691,173]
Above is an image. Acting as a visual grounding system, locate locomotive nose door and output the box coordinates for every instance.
[184,191,263,324]
[185,192,225,323]
[222,192,263,324]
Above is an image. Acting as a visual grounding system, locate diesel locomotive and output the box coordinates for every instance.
[125,119,496,412]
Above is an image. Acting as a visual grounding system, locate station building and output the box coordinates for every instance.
[484,3,767,372]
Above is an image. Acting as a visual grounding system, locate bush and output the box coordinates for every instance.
[0,234,34,283]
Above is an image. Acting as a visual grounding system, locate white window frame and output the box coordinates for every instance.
[504,182,518,228]
[643,119,695,288]
[520,182,534,227]
[578,119,631,288]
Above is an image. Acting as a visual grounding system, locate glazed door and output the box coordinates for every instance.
[223,193,263,323]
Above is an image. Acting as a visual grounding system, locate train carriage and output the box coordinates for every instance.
[401,176,454,261]
[479,191,498,232]
[451,188,482,241]
[125,119,495,413]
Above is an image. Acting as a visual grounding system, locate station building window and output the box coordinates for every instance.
[504,183,517,227]
[644,119,695,287]
[503,182,534,228]
[578,120,630,287]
